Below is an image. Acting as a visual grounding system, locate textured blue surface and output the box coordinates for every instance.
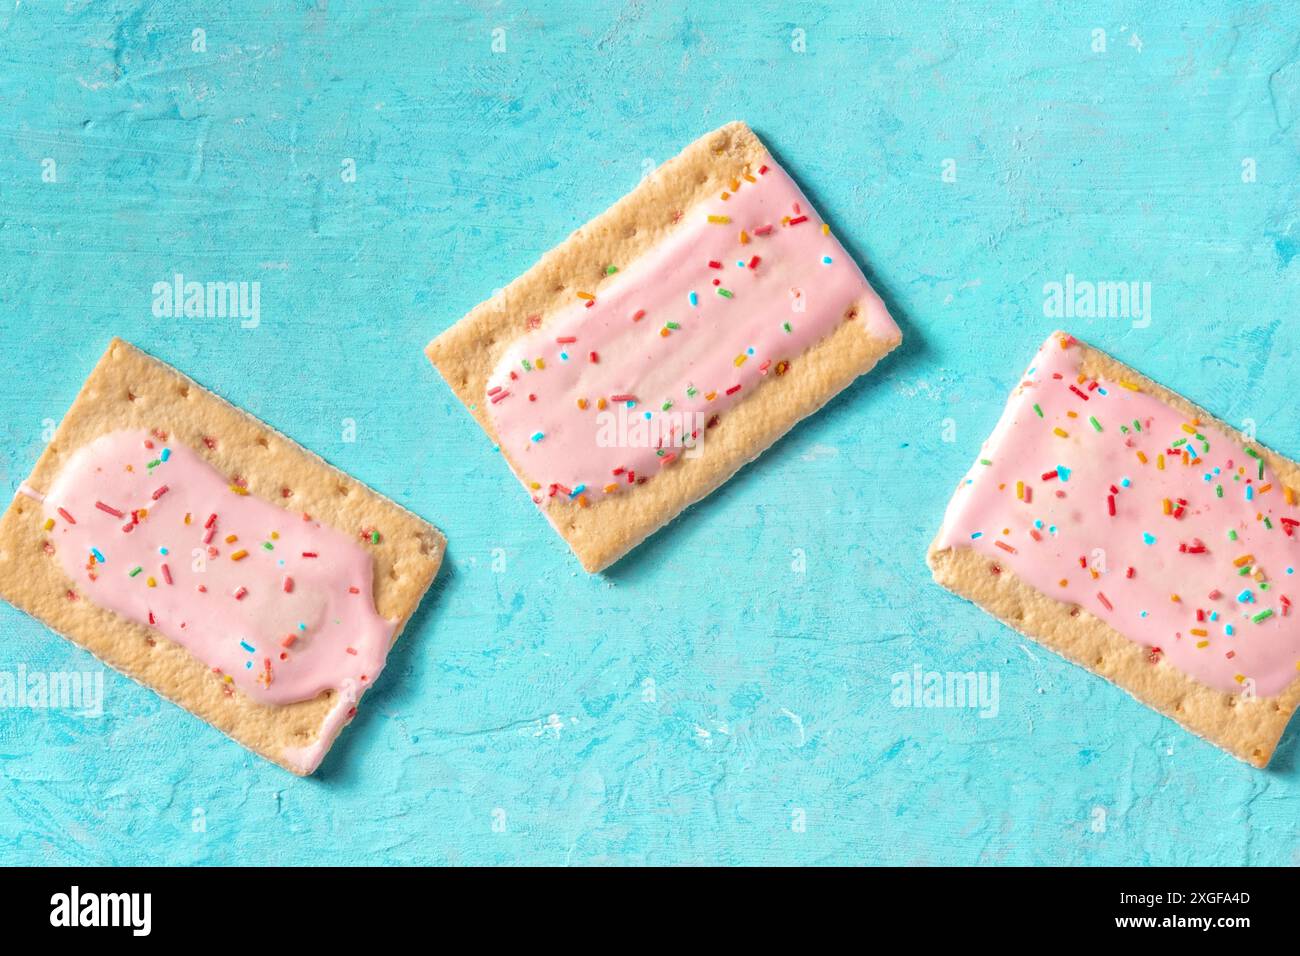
[2,1,1299,865]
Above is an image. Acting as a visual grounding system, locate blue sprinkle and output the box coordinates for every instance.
[1057,466,1071,482]
[1120,476,1131,487]
[736,260,745,268]
[91,547,105,563]
[1246,485,1255,501]
[1034,519,1043,529]
[643,412,651,420]
[1140,610,1149,618]
[688,291,698,307]
[239,640,255,653]
[159,547,168,555]
[1225,624,1235,636]
[1142,532,1156,545]
[1288,567,1295,575]
[531,432,544,442]
[160,448,171,462]
[1097,387,1108,396]
[560,352,569,361]
[298,622,306,631]
[1048,525,1057,535]
[970,531,983,539]
[569,485,586,499]
[821,255,832,265]
[1237,589,1254,604]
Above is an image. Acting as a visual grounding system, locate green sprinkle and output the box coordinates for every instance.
[129,566,143,577]
[1265,517,1274,530]
[686,386,697,398]
[979,459,993,466]
[1216,485,1224,498]
[1033,404,1043,418]
[716,288,734,299]
[782,322,792,334]
[1171,438,1186,447]
[661,401,673,411]
[146,459,161,469]
[371,530,380,545]
[1252,609,1274,624]
[1089,416,1102,432]
[1133,419,1142,432]
[1246,447,1262,459]
[262,541,274,551]
[606,265,618,275]
[521,358,533,371]
[666,321,681,330]
[1228,529,1238,540]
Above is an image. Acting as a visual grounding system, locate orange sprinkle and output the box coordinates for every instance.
[231,549,249,561]
[577,398,589,410]
[1233,554,1254,568]
[1137,451,1148,464]
[603,483,618,494]
[1170,594,1181,603]
[1191,628,1208,637]
[576,291,595,300]
[739,230,750,244]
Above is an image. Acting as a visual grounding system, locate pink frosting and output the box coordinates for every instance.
[40,430,394,756]
[486,155,898,506]
[937,334,1300,697]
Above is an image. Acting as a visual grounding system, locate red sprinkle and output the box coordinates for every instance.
[555,336,577,344]
[57,507,77,525]
[302,552,318,558]
[787,215,808,226]
[631,309,646,322]
[161,563,172,585]
[1107,494,1116,516]
[205,513,218,529]
[151,485,169,500]
[1097,592,1113,611]
[725,384,742,395]
[348,586,360,594]
[95,501,124,518]
[234,587,248,601]
[283,576,294,593]
[589,351,599,363]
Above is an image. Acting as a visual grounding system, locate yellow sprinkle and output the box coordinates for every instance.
[742,173,756,183]
[821,223,830,235]
[1053,427,1069,438]
[1156,454,1165,470]
[1285,487,1296,505]
[1181,423,1197,434]
[43,518,54,531]
[1196,640,1209,649]
[1119,381,1140,391]
[231,549,249,561]
[734,354,747,367]
[1016,480,1025,500]
[1235,674,1246,684]
[229,485,248,496]
[184,513,192,525]
[529,481,540,490]
[146,577,156,588]
[270,531,279,540]
[1171,593,1181,602]
[1191,628,1207,637]
[535,357,546,370]
[707,215,730,224]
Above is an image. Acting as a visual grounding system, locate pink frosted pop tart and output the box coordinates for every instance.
[427,121,901,572]
[929,331,1300,767]
[0,339,445,774]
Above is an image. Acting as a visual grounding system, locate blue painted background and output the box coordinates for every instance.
[1,1,1298,865]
